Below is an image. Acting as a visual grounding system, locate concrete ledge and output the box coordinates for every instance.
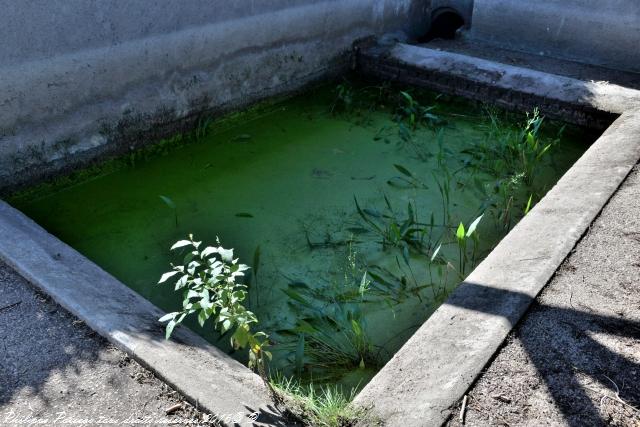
[357,43,640,128]
[353,43,640,426]
[0,201,282,426]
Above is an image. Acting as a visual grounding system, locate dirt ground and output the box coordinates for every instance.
[446,165,640,426]
[0,263,217,426]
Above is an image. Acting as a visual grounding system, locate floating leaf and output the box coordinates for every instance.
[282,288,310,306]
[393,164,414,178]
[387,177,414,189]
[289,281,310,289]
[363,208,382,218]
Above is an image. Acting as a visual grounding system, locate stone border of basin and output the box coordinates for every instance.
[1,42,639,427]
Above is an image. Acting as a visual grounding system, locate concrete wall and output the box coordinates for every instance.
[0,0,429,191]
[470,0,640,73]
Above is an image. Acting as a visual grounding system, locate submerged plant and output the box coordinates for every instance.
[354,196,426,252]
[354,190,445,256]
[330,81,355,114]
[395,91,443,130]
[277,244,383,379]
[459,108,560,229]
[158,234,271,372]
[467,108,556,185]
[159,195,178,227]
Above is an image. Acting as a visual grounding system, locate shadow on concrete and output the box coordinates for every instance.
[447,282,640,426]
[0,263,158,420]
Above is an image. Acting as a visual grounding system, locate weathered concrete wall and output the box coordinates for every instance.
[470,0,640,73]
[0,0,429,192]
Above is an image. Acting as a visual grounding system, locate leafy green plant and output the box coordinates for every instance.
[195,116,214,139]
[277,244,383,379]
[354,196,428,253]
[386,163,429,190]
[390,92,445,161]
[433,168,452,225]
[459,109,560,229]
[465,109,555,186]
[158,235,271,372]
[454,214,484,276]
[524,194,534,215]
[395,91,443,130]
[330,82,355,114]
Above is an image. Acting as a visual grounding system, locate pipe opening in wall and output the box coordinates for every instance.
[420,8,465,42]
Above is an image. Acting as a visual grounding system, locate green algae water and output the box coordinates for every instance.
[9,81,593,389]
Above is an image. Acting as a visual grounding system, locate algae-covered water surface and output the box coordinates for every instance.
[10,80,593,388]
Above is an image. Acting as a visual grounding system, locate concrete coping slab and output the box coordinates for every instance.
[357,42,640,129]
[2,40,640,427]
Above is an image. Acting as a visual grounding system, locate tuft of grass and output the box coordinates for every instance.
[270,373,367,427]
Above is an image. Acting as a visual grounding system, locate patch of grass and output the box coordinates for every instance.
[270,373,368,427]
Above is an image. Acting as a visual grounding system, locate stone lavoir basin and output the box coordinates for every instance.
[7,79,595,391]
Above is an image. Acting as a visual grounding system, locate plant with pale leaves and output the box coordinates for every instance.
[158,234,271,371]
[455,214,484,276]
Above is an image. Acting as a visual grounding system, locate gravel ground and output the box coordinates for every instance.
[447,165,640,426]
[0,263,216,426]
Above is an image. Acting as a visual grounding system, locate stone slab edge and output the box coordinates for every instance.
[357,42,640,128]
[353,44,640,426]
[0,201,282,426]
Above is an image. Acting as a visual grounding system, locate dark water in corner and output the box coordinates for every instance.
[9,82,593,389]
